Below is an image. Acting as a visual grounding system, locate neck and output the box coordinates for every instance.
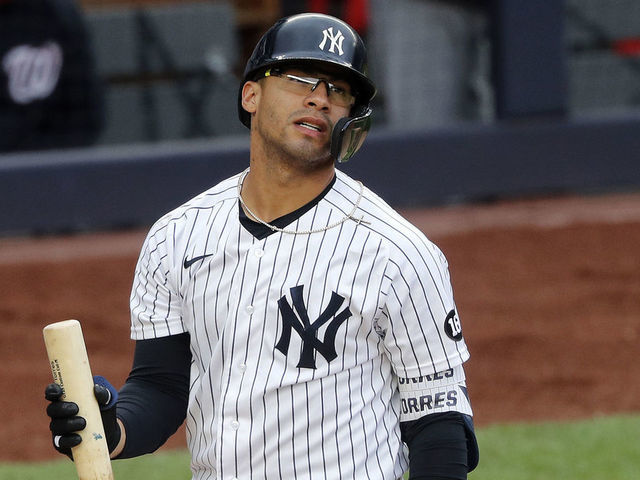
[240,161,335,222]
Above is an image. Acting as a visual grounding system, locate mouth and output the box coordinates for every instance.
[296,121,322,132]
[293,116,328,136]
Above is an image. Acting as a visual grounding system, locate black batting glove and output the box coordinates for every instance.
[45,382,83,459]
[45,375,121,460]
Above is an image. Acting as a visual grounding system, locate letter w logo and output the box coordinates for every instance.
[318,27,345,55]
[276,285,352,369]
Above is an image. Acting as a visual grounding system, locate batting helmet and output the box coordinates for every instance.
[238,13,377,162]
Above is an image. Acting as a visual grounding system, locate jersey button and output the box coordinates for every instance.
[254,248,264,258]
[246,305,254,314]
[238,363,247,373]
[231,420,240,430]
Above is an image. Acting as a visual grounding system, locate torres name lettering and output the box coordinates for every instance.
[398,368,454,385]
[276,285,352,369]
[401,390,458,414]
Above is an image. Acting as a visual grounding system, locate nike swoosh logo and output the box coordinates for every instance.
[183,254,213,269]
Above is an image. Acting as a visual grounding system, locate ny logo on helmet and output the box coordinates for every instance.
[319,27,345,56]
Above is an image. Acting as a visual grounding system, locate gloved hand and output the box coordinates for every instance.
[45,375,121,459]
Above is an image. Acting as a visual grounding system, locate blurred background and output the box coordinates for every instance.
[1,0,640,235]
[2,2,640,475]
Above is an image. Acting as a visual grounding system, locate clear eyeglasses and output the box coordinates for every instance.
[264,68,356,108]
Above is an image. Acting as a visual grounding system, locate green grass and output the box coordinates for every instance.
[0,449,191,480]
[470,414,640,480]
[3,415,638,480]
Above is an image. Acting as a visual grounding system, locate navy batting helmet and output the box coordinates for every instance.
[238,13,377,162]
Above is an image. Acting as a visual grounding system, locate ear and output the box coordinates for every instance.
[241,81,260,116]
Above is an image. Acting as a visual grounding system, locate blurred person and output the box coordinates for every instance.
[0,0,104,153]
[283,0,369,35]
[44,13,478,479]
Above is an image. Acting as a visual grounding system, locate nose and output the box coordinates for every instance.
[304,81,331,111]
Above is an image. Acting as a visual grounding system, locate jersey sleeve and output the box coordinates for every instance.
[130,219,186,340]
[380,238,470,379]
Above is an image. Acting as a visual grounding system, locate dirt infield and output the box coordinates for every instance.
[2,192,639,461]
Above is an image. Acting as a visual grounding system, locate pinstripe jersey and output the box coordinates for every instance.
[130,169,471,480]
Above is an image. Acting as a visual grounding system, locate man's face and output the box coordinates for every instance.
[244,65,354,170]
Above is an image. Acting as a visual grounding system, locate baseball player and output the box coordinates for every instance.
[45,13,479,479]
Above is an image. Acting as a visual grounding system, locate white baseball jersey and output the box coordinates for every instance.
[130,169,472,480]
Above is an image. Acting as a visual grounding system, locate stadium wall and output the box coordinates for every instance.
[2,114,640,236]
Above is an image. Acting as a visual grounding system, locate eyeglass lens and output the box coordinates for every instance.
[270,70,354,107]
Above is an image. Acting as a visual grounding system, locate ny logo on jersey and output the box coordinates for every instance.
[276,285,352,369]
[318,27,345,55]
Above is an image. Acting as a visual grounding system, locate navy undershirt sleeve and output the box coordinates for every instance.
[115,333,191,459]
[400,412,479,480]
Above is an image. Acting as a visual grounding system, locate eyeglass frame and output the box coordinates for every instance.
[262,68,357,108]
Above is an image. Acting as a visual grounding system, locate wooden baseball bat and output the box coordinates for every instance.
[43,319,114,480]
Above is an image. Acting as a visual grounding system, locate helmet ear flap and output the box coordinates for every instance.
[330,107,372,163]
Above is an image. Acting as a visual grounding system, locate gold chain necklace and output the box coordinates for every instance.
[236,168,369,235]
